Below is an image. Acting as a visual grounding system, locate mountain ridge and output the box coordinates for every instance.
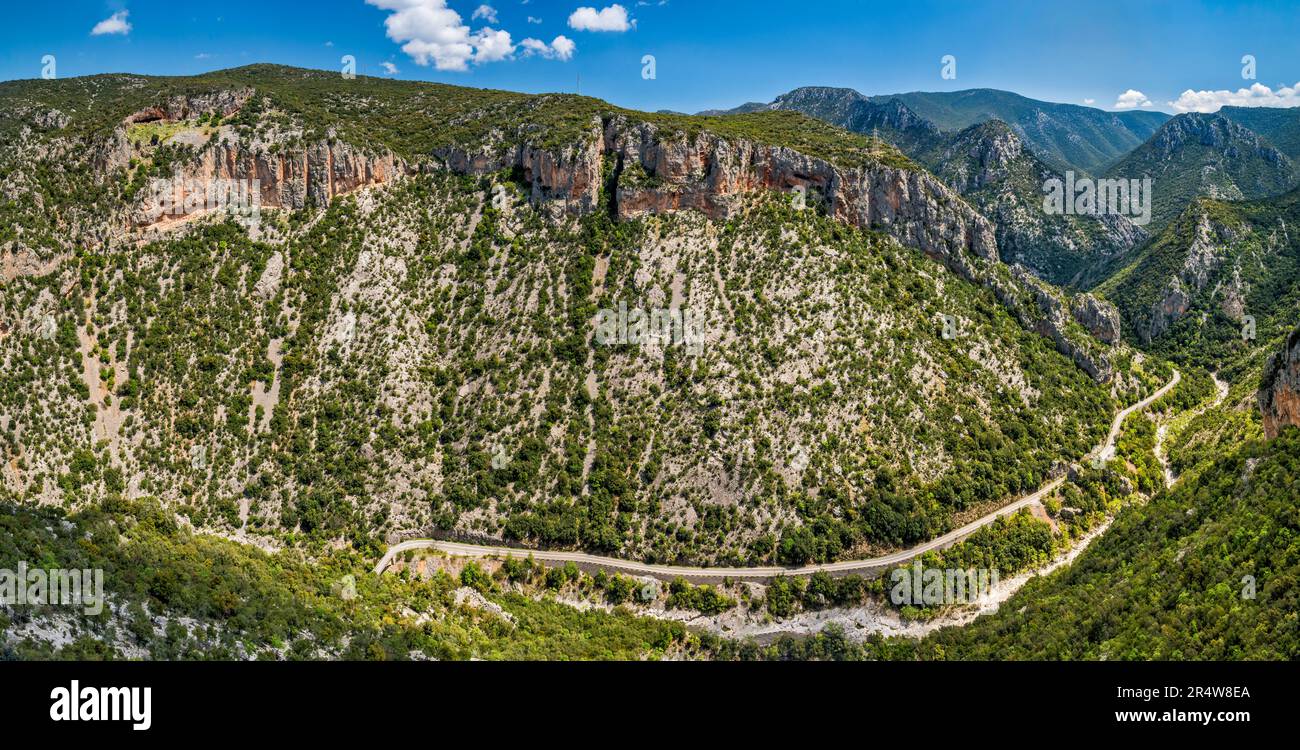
[702,85,1171,175]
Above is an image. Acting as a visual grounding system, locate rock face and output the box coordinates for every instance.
[1071,293,1121,344]
[431,126,604,215]
[132,136,408,226]
[433,114,1000,265]
[1140,206,1233,343]
[124,89,254,124]
[1259,324,1300,439]
[604,116,999,265]
[1010,266,1113,382]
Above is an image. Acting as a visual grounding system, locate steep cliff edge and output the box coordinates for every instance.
[130,137,408,226]
[431,113,1113,381]
[1259,324,1300,438]
[112,91,410,228]
[605,116,999,266]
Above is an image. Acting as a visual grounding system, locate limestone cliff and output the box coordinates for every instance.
[604,116,999,265]
[130,137,408,226]
[1071,293,1122,344]
[1259,324,1300,439]
[111,93,1114,382]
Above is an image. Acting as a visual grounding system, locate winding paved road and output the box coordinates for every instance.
[376,371,1181,583]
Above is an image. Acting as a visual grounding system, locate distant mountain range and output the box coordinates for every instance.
[717,86,1151,286]
[702,86,1170,175]
[1105,112,1299,232]
[706,86,1300,290]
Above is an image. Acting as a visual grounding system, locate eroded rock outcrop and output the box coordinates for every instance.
[131,137,409,226]
[1259,324,1300,439]
[1141,206,1234,343]
[431,129,603,215]
[1010,266,1113,381]
[430,115,999,266]
[1071,293,1121,344]
[125,89,254,124]
[604,116,999,264]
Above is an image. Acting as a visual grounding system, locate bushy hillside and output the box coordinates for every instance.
[912,422,1297,660]
[0,174,1117,565]
[0,496,693,660]
[1096,189,1300,366]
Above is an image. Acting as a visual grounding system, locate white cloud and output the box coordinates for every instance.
[91,10,132,36]
[550,35,575,60]
[568,4,632,32]
[527,16,542,24]
[366,0,520,71]
[521,35,575,61]
[381,61,399,74]
[195,53,212,60]
[472,4,498,24]
[1167,81,1300,113]
[1113,89,1153,110]
[472,28,515,63]
[1083,98,1095,105]
[325,41,335,47]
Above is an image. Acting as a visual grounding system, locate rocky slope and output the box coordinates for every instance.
[1096,187,1300,369]
[738,88,1146,287]
[605,115,996,263]
[103,94,412,228]
[913,120,1146,288]
[434,111,1121,382]
[1105,112,1298,231]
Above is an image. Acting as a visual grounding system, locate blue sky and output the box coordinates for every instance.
[3,1,1299,114]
